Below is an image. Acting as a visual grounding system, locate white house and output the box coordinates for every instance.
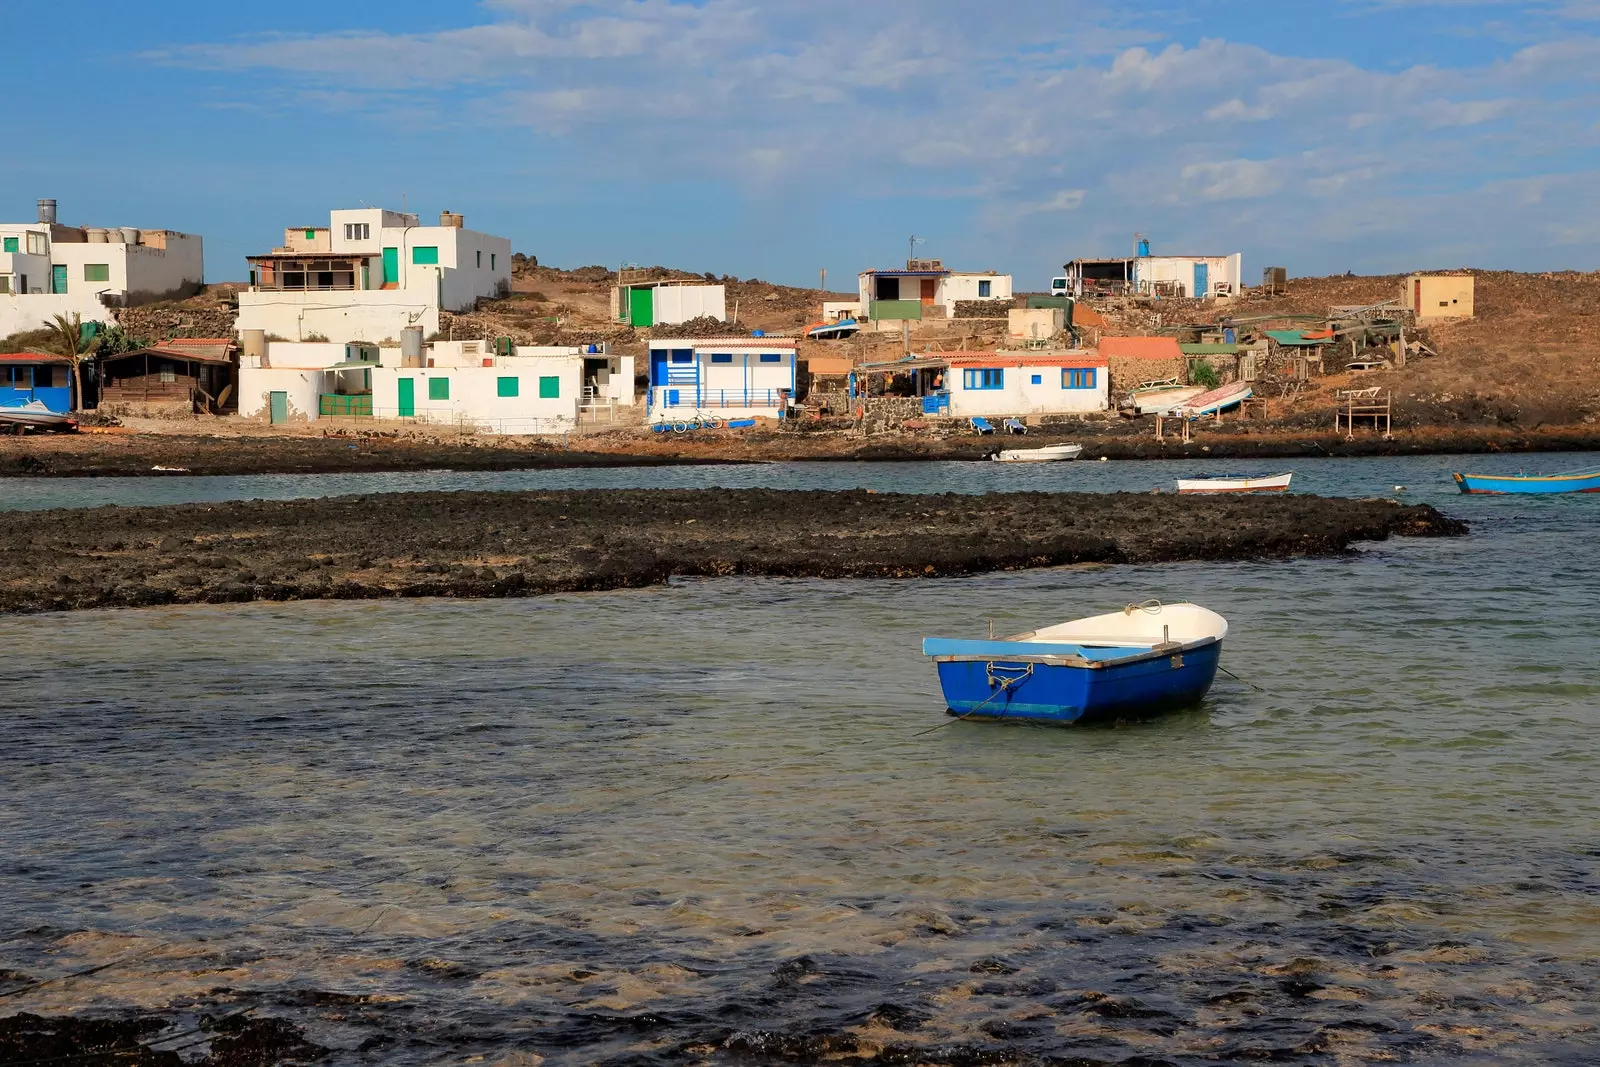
[647,337,797,423]
[1061,250,1244,299]
[858,261,1012,323]
[238,337,602,434]
[237,208,513,343]
[853,350,1108,419]
[0,198,204,337]
[613,281,726,328]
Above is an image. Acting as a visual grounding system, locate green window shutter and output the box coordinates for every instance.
[2,237,16,253]
[538,376,559,399]
[428,377,450,400]
[305,229,317,240]
[413,246,439,266]
[84,264,110,283]
[497,376,519,397]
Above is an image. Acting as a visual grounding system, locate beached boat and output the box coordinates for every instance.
[0,400,76,431]
[1175,381,1252,418]
[992,443,1083,463]
[1176,472,1293,494]
[922,602,1227,724]
[1121,379,1204,416]
[1452,468,1600,494]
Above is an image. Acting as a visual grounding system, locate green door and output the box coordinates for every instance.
[268,391,288,425]
[628,286,654,328]
[382,247,399,286]
[397,378,415,417]
[51,265,67,294]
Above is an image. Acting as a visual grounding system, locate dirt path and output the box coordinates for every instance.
[0,489,1464,614]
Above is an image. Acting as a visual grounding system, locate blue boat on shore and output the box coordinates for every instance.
[922,603,1228,725]
[1452,467,1600,494]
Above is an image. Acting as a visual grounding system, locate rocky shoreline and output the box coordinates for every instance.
[0,489,1465,615]
[1,424,1597,478]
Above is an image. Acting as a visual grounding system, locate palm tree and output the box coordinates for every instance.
[47,313,98,412]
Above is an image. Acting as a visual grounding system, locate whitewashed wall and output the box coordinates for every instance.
[238,367,323,421]
[947,361,1108,417]
[941,273,1012,314]
[653,285,726,324]
[237,290,440,343]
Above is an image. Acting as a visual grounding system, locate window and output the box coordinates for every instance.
[413,246,440,266]
[539,376,560,399]
[759,353,783,363]
[84,264,110,283]
[26,232,46,255]
[343,223,370,241]
[1063,368,1097,389]
[963,368,1003,390]
[669,350,693,364]
[1031,374,1042,385]
[978,280,992,298]
[491,254,496,271]
[305,229,317,241]
[0,276,9,295]
[497,376,519,398]
[35,367,56,387]
[2,237,16,253]
[710,354,733,364]
[158,363,176,384]
[428,377,450,400]
[476,250,482,268]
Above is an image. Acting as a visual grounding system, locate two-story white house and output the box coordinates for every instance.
[647,337,797,424]
[857,260,1013,326]
[0,198,205,337]
[236,208,513,343]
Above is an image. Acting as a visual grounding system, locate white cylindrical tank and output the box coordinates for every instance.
[401,326,424,367]
[37,199,57,225]
[86,228,109,243]
[120,227,141,245]
[242,330,267,368]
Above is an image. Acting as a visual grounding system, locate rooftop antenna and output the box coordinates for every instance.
[909,235,921,262]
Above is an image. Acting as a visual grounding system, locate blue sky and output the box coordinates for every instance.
[7,1,1600,288]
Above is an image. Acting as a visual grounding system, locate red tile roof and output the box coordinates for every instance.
[153,338,234,347]
[1099,336,1183,360]
[0,352,72,364]
[949,352,1107,368]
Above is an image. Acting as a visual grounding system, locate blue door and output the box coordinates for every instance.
[1193,263,1209,299]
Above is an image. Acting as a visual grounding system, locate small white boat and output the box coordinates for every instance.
[1176,472,1293,494]
[1124,381,1205,416]
[1176,382,1252,418]
[993,443,1084,463]
[0,400,75,430]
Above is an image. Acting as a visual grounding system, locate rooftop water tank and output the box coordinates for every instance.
[120,227,141,245]
[401,326,425,367]
[37,199,57,225]
[86,228,109,244]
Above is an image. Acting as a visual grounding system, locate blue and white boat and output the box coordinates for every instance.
[922,603,1228,725]
[1452,467,1600,494]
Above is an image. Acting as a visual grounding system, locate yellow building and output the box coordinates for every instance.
[1403,273,1474,321]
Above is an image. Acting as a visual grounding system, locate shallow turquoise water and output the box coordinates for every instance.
[1,456,1597,1064]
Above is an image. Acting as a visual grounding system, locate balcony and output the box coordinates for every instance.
[247,255,363,292]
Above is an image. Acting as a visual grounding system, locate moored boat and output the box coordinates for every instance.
[0,400,76,431]
[1452,468,1600,494]
[992,443,1083,463]
[1176,472,1292,494]
[922,602,1227,724]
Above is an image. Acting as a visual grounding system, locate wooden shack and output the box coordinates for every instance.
[98,339,237,414]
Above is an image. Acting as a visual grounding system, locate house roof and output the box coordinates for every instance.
[104,346,234,366]
[651,337,797,349]
[1266,329,1333,347]
[860,269,950,277]
[1100,336,1184,360]
[1180,343,1248,356]
[0,352,72,365]
[951,352,1107,369]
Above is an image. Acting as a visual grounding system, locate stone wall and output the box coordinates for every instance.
[1107,356,1186,397]
[954,299,1014,319]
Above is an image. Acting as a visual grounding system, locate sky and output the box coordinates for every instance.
[7,1,1600,288]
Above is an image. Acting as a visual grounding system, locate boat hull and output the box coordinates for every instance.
[931,640,1222,724]
[993,444,1083,463]
[1176,473,1292,494]
[1452,471,1600,494]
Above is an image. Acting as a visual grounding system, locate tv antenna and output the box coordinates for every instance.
[908,235,922,261]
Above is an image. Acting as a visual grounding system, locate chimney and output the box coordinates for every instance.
[37,199,57,225]
[440,211,464,229]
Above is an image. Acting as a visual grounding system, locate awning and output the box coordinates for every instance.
[1266,330,1332,347]
[324,361,381,371]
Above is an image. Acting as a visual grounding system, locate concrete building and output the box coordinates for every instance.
[237,208,512,343]
[238,336,611,435]
[1061,248,1244,299]
[646,337,797,423]
[1403,273,1474,321]
[612,280,726,328]
[858,260,1013,323]
[0,198,204,337]
[942,352,1108,418]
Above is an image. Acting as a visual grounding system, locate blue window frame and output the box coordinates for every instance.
[1063,368,1097,389]
[979,280,992,298]
[963,368,1004,390]
[711,353,733,364]
[759,353,783,363]
[1030,374,1042,385]
[669,350,694,364]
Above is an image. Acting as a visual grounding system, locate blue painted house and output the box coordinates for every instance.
[0,354,73,412]
[647,337,797,423]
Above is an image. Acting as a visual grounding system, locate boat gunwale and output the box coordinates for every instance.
[928,635,1218,670]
